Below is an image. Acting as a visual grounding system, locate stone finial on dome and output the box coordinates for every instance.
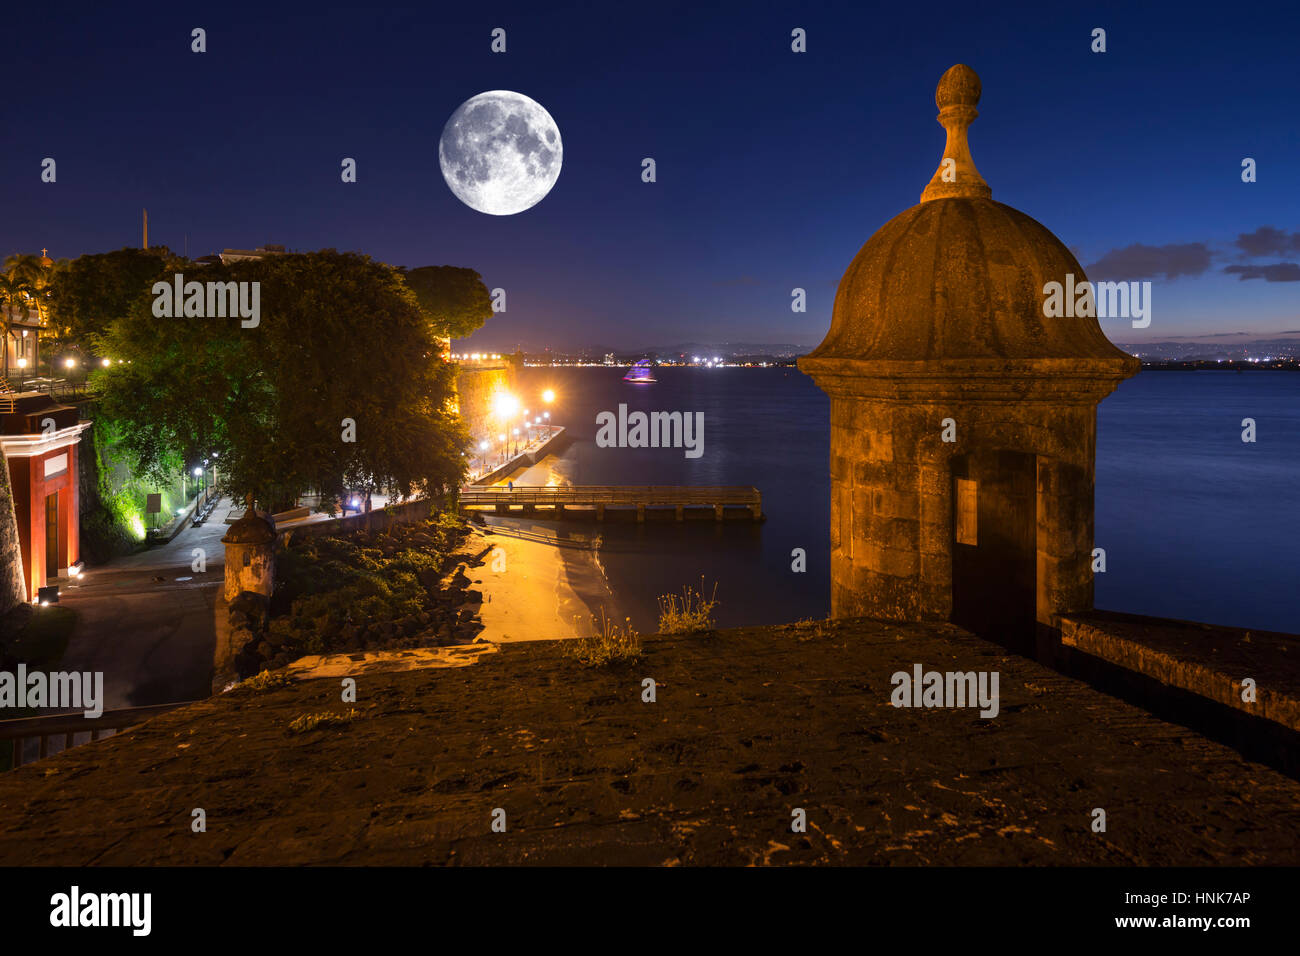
[920,64,992,203]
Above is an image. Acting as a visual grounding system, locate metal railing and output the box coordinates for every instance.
[460,484,762,507]
[0,700,199,771]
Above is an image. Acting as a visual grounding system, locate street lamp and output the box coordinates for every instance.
[543,410,551,435]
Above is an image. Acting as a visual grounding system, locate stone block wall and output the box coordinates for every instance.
[828,396,1100,633]
[455,364,516,445]
[0,454,28,615]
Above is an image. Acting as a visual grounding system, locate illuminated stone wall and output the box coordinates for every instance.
[0,452,31,614]
[455,363,515,444]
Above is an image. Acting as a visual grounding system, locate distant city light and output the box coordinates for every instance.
[542,389,555,403]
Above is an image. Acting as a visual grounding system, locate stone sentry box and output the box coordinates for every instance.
[221,501,276,601]
[799,64,1139,656]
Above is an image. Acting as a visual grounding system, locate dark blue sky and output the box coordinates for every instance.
[5,0,1297,350]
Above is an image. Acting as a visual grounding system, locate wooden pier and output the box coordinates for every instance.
[459,485,764,522]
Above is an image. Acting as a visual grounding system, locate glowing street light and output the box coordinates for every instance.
[542,389,555,404]
[493,392,519,419]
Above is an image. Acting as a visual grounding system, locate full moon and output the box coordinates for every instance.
[439,90,563,216]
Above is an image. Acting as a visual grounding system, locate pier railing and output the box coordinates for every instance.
[460,484,763,521]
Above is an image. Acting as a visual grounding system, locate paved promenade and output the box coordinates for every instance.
[52,501,234,710]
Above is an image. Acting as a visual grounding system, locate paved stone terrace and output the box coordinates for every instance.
[0,618,1297,866]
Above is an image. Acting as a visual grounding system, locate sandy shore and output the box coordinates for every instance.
[467,453,621,643]
[467,521,616,642]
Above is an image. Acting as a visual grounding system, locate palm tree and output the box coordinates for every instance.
[1,254,52,383]
[0,271,32,384]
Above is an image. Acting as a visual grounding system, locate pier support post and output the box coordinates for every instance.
[637,504,646,523]
[555,504,565,519]
[714,504,724,521]
[675,504,684,521]
[495,503,508,515]
[596,504,605,521]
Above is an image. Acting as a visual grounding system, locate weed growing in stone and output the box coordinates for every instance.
[571,610,641,667]
[241,669,294,692]
[788,617,834,641]
[288,709,359,734]
[657,578,719,634]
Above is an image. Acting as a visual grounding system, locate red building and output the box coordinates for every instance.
[0,393,91,601]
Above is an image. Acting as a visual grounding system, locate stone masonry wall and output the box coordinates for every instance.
[829,396,1098,629]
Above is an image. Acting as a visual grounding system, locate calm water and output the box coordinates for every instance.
[512,367,1299,635]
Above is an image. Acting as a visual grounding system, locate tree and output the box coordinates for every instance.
[45,247,176,344]
[95,251,468,513]
[0,273,30,383]
[399,265,493,340]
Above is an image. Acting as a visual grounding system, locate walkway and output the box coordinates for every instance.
[54,499,236,710]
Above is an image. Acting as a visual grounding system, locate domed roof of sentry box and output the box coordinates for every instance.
[222,497,276,545]
[803,65,1138,368]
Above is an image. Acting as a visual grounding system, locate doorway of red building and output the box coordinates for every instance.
[45,492,58,579]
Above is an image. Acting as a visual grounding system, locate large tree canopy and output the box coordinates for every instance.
[399,265,493,340]
[95,251,467,512]
[46,247,177,342]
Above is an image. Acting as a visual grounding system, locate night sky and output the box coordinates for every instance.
[5,0,1297,350]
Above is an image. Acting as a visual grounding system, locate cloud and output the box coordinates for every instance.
[1233,227,1300,258]
[1085,242,1212,281]
[1223,262,1300,282]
